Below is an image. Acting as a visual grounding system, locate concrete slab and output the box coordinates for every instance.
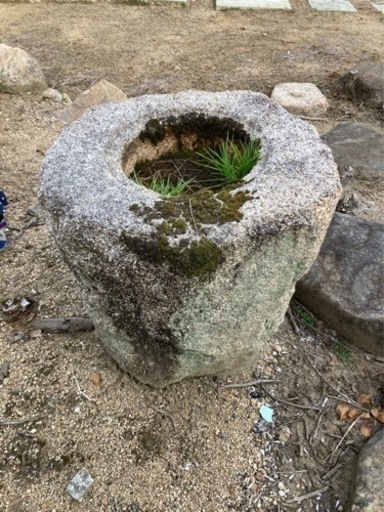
[372,2,384,11]
[216,0,291,9]
[307,0,357,11]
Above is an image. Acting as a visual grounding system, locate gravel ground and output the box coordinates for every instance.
[1,3,383,510]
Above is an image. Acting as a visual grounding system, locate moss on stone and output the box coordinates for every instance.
[125,186,252,280]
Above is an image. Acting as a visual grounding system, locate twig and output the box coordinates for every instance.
[327,394,369,413]
[188,199,198,231]
[261,386,322,411]
[310,399,328,446]
[299,116,329,122]
[219,379,279,389]
[149,404,175,428]
[285,486,329,504]
[0,416,43,427]
[302,347,365,411]
[327,416,360,462]
[74,377,96,402]
[322,462,342,481]
[287,307,301,335]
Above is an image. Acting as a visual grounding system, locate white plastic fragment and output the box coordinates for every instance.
[259,405,274,423]
[67,468,94,501]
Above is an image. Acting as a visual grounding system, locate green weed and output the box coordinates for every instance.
[196,136,261,185]
[132,172,194,198]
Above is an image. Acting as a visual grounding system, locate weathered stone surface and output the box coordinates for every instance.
[270,82,329,116]
[341,61,384,109]
[40,90,341,387]
[0,43,47,93]
[57,79,127,124]
[348,429,384,512]
[296,213,384,355]
[322,123,384,187]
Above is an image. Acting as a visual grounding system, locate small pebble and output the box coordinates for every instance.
[42,88,62,103]
[67,468,94,501]
[90,372,102,387]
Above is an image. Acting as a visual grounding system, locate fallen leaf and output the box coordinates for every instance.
[359,412,371,420]
[358,394,373,406]
[336,403,350,421]
[371,407,384,423]
[347,408,358,420]
[360,424,372,437]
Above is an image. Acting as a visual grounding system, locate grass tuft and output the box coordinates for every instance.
[132,172,194,197]
[196,136,261,185]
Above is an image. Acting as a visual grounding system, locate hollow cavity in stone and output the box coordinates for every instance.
[123,113,260,195]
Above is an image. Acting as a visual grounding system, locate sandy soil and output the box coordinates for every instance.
[0,2,383,512]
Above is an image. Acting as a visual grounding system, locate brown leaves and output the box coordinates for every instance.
[358,394,373,406]
[336,403,350,421]
[371,407,384,424]
[336,392,384,438]
[360,424,372,438]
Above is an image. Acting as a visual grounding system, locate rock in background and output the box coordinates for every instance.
[295,213,384,356]
[341,61,384,109]
[57,79,127,124]
[270,82,329,116]
[0,43,47,93]
[322,123,384,188]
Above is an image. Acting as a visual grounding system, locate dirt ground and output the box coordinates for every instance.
[0,2,384,512]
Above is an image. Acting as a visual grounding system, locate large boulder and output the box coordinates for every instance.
[40,90,341,387]
[296,213,384,355]
[341,61,384,109]
[0,43,47,93]
[322,123,384,187]
[348,429,384,512]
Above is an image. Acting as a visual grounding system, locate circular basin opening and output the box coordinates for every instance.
[123,113,261,196]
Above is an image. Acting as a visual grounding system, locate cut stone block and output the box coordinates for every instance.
[372,2,384,11]
[296,213,384,356]
[40,91,341,387]
[271,82,329,117]
[307,0,357,11]
[216,0,291,9]
[322,123,384,187]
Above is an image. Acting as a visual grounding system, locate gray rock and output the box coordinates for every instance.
[42,88,62,103]
[57,79,126,124]
[40,90,341,387]
[341,61,384,109]
[0,43,47,94]
[270,82,329,116]
[33,317,94,333]
[67,468,94,501]
[296,213,384,355]
[322,123,384,187]
[348,429,384,512]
